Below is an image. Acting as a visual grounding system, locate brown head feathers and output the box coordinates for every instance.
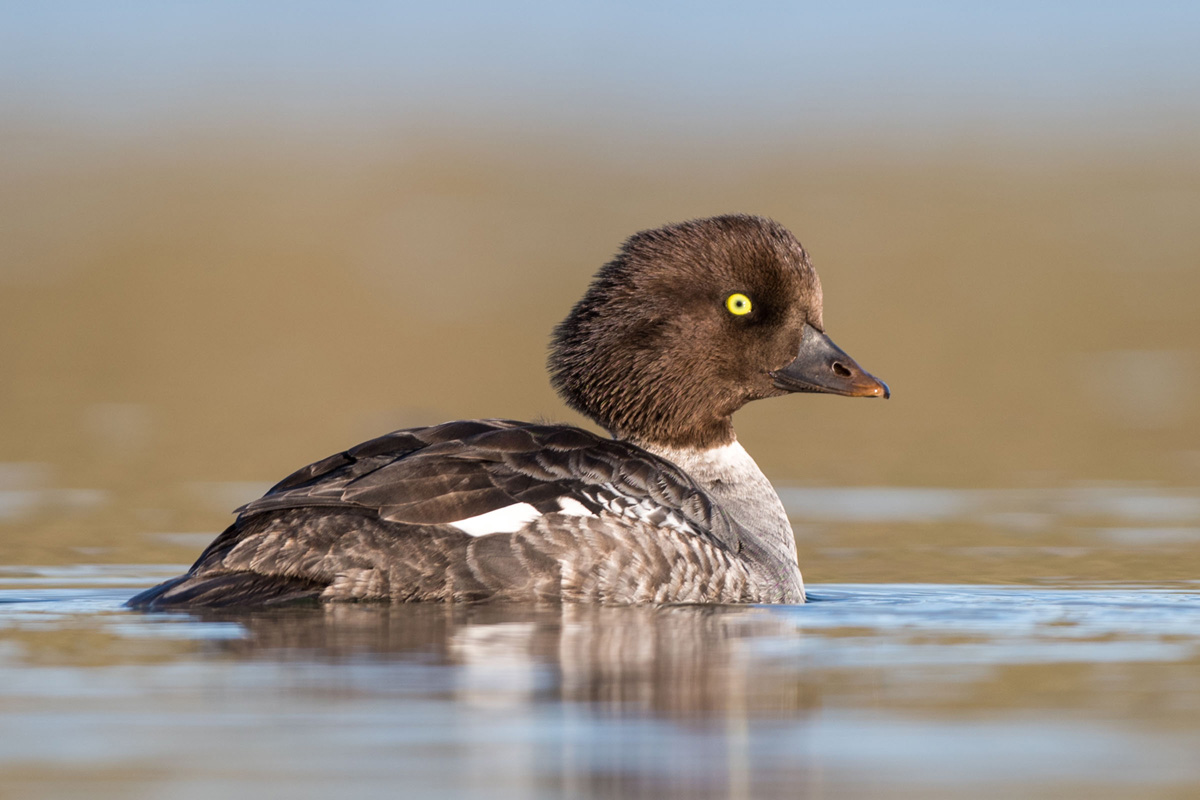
[549,215,825,450]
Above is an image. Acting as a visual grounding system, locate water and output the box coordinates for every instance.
[2,566,1198,799]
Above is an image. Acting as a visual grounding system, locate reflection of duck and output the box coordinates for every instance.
[192,602,817,717]
[129,215,887,609]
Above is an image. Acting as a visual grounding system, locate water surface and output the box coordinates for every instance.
[2,566,1199,799]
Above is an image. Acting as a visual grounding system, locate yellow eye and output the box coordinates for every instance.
[725,293,753,316]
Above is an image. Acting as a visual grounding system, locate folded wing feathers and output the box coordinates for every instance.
[237,420,722,538]
[137,419,749,607]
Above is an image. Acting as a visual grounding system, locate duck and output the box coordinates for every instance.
[128,214,888,609]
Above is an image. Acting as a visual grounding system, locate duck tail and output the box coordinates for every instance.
[126,571,323,610]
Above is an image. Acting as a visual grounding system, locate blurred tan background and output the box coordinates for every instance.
[1,3,1198,579]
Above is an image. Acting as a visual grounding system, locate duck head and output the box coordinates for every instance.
[549,215,888,449]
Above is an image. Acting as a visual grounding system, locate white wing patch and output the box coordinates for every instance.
[447,490,694,537]
[557,497,595,517]
[448,503,542,536]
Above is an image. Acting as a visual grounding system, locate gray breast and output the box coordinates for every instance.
[643,440,805,603]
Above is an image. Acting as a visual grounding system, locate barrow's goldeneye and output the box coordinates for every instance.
[129,215,887,608]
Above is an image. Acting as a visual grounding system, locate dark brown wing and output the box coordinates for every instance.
[229,419,736,545]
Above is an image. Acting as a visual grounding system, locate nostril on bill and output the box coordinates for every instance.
[832,361,852,377]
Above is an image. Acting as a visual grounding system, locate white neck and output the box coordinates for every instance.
[643,438,805,602]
